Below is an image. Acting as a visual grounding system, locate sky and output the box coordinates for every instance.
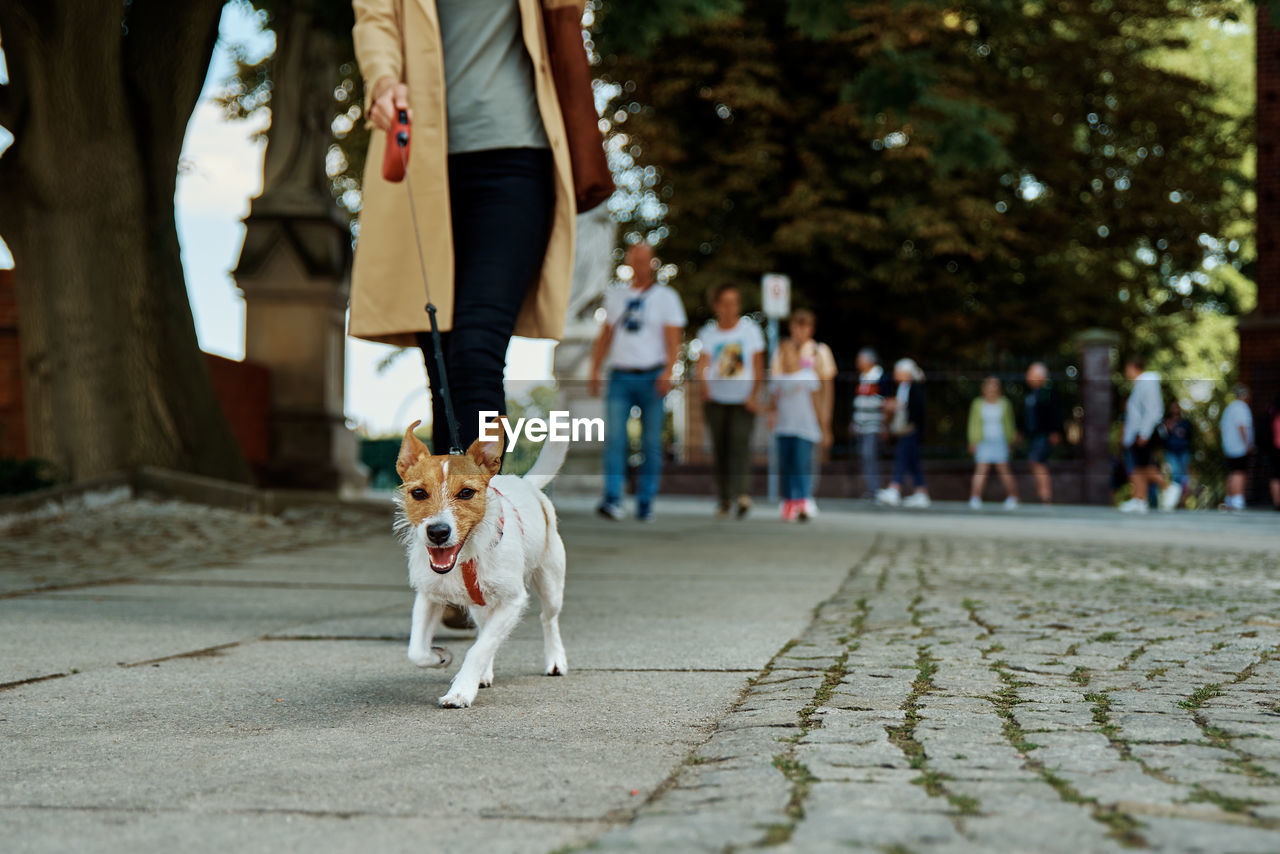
[0,4,554,438]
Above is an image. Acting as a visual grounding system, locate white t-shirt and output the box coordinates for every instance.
[770,368,822,442]
[697,318,766,404]
[1220,399,1254,458]
[604,284,687,370]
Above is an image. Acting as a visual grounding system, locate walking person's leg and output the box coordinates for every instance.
[907,434,926,494]
[971,462,989,502]
[1030,435,1052,503]
[776,435,796,509]
[795,437,815,507]
[996,461,1019,501]
[705,402,731,511]
[635,369,664,518]
[728,405,755,515]
[600,372,633,514]
[422,149,554,454]
[860,432,881,494]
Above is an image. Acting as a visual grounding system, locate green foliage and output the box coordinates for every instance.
[219,0,368,226]
[596,0,1254,367]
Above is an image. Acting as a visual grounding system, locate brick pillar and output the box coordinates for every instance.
[0,269,26,459]
[1238,10,1280,502]
[1076,329,1120,505]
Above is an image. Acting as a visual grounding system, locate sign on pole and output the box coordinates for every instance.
[762,273,791,320]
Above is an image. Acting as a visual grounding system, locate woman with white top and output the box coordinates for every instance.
[768,340,822,521]
[967,376,1019,509]
[696,283,766,518]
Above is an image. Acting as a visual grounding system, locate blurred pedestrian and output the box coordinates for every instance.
[851,348,890,498]
[1119,358,1180,513]
[770,309,836,516]
[696,283,766,518]
[1023,362,1063,503]
[589,244,687,522]
[1220,384,1254,512]
[768,340,822,522]
[1267,394,1280,511]
[968,376,1019,510]
[1159,401,1193,506]
[876,359,930,508]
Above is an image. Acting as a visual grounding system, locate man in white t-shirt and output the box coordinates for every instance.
[1220,385,1255,511]
[695,283,765,518]
[589,244,687,521]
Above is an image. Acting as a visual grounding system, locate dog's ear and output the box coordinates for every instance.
[466,417,505,478]
[397,420,430,480]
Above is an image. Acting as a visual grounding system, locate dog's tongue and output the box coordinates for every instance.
[428,544,462,572]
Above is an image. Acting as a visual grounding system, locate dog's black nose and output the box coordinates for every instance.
[426,523,452,545]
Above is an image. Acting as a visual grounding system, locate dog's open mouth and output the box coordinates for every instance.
[427,544,463,574]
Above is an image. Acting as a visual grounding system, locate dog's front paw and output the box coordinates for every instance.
[438,688,476,709]
[408,646,451,668]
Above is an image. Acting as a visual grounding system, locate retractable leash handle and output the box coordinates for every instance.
[387,107,465,455]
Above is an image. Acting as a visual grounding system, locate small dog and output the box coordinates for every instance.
[395,420,568,708]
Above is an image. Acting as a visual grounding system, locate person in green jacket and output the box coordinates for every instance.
[968,376,1020,509]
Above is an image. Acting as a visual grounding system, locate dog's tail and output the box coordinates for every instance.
[522,435,569,491]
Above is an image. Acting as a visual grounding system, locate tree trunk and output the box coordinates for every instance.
[0,0,251,483]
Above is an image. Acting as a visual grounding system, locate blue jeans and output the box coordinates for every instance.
[857,432,880,493]
[776,435,815,500]
[603,368,664,509]
[891,432,925,489]
[1166,449,1190,489]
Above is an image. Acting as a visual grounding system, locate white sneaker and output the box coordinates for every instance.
[969,496,983,510]
[876,487,902,507]
[1004,496,1019,510]
[803,498,819,518]
[1159,483,1182,512]
[903,492,932,509]
[1118,497,1149,514]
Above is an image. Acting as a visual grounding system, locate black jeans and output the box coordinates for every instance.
[416,147,554,454]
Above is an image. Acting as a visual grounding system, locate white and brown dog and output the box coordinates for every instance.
[394,421,568,708]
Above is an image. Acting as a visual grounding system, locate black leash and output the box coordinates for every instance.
[395,109,464,455]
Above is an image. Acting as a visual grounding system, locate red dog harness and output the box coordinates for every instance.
[459,486,525,607]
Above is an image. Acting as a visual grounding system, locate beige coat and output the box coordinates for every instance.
[349,0,582,346]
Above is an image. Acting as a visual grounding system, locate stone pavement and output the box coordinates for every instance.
[2,493,1279,853]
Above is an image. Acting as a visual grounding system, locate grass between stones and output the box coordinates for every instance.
[987,660,1147,847]
[884,646,981,817]
[758,583,872,846]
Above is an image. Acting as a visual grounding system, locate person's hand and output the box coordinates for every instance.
[821,428,834,451]
[369,79,411,132]
[656,374,672,396]
[745,394,759,414]
[1136,435,1148,447]
[588,374,601,397]
[701,381,711,402]
[766,411,777,431]
[1050,432,1062,446]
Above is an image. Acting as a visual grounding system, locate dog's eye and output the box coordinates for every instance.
[456,487,476,500]
[410,488,428,501]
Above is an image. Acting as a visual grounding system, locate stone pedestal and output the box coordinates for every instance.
[236,206,367,493]
[1076,329,1119,505]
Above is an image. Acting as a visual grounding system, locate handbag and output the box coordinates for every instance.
[541,2,615,212]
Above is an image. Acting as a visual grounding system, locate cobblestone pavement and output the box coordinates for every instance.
[593,527,1280,853]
